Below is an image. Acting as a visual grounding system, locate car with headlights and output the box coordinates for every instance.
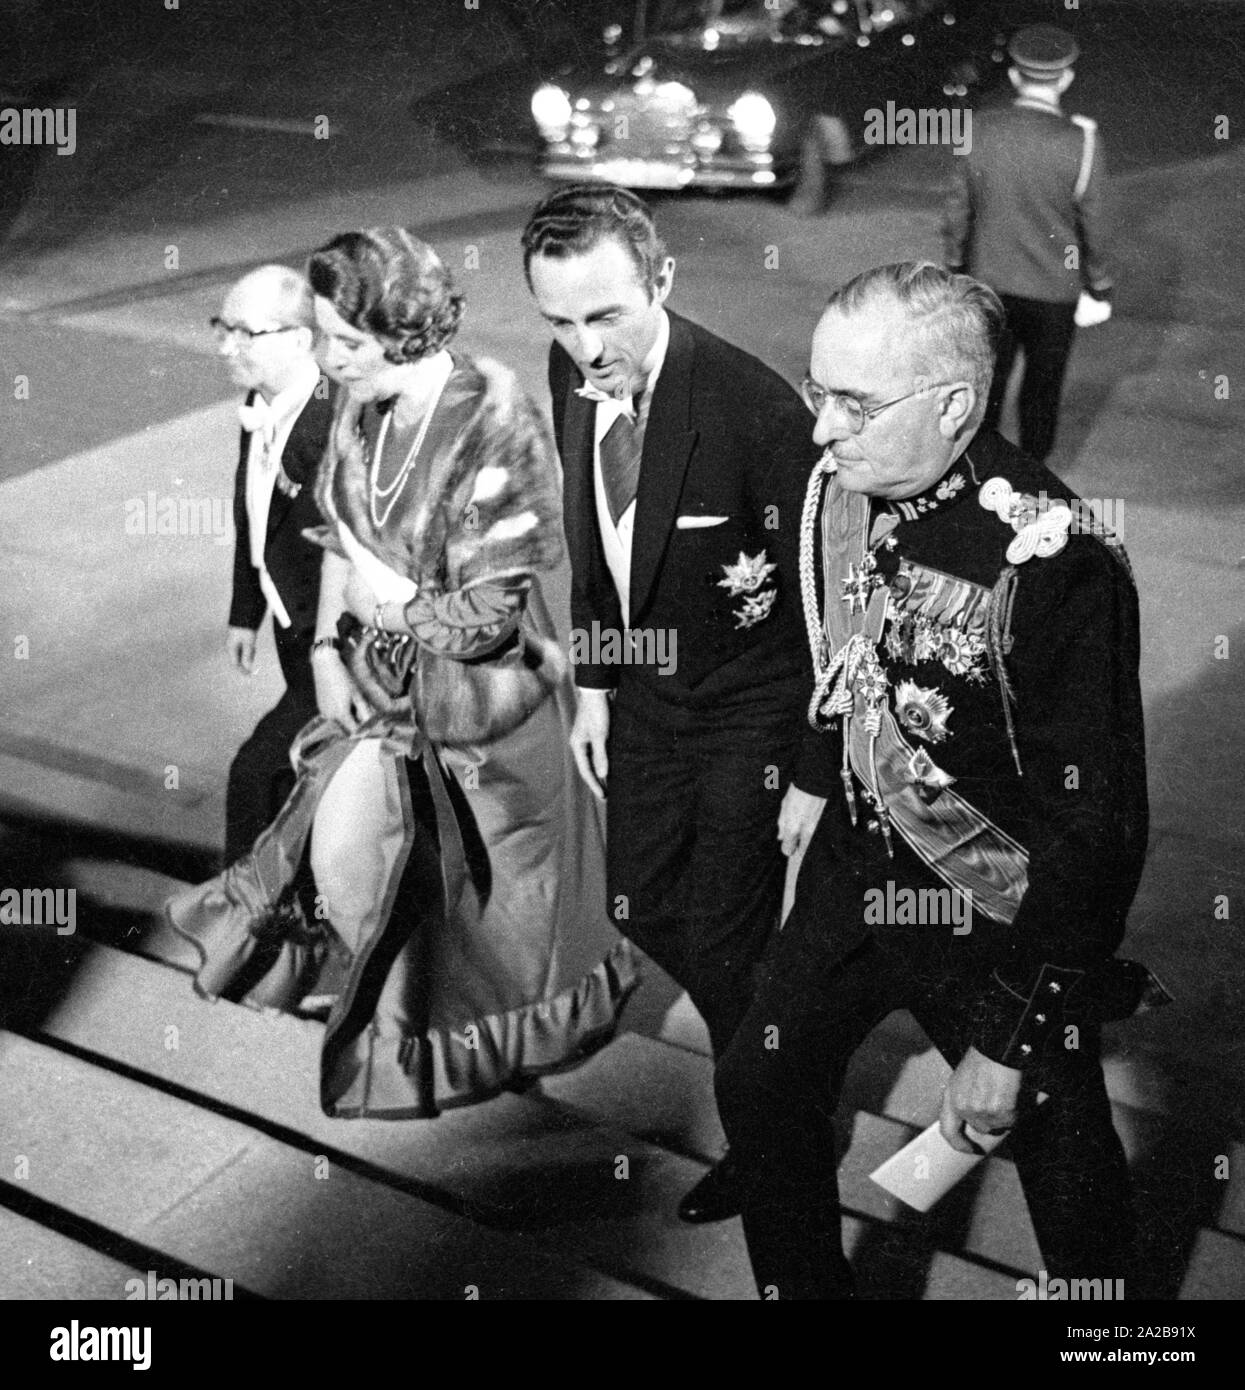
[530,0,1004,202]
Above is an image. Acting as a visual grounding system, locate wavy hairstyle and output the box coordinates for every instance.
[520,183,668,296]
[308,227,466,364]
[825,261,1005,430]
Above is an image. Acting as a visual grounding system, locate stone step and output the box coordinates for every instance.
[0,1030,651,1301]
[839,1212,1026,1301]
[21,936,1064,1299]
[0,1207,148,1300]
[538,1031,1042,1277]
[1216,1142,1245,1237]
[16,938,760,1299]
[0,750,221,857]
[651,988,712,1058]
[909,1246,1027,1302]
[12,933,1231,1300]
[29,891,1242,1298]
[61,856,205,970]
[64,862,1228,1146]
[2,1024,1021,1304]
[533,1019,1241,1300]
[1177,1229,1245,1301]
[536,1030,727,1162]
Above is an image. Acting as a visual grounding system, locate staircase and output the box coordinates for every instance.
[2,845,1243,1301]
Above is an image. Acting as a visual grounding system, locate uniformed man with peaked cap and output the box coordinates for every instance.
[943,23,1113,463]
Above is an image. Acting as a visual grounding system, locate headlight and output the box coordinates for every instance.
[691,124,723,154]
[532,85,573,135]
[652,81,696,108]
[729,92,776,144]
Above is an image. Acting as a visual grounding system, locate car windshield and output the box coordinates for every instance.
[645,0,857,48]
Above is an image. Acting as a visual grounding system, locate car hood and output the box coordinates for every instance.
[545,36,837,107]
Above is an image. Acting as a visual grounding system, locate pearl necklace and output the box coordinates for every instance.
[368,401,438,531]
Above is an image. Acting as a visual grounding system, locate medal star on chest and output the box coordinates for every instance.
[894,679,953,744]
[841,554,883,615]
[717,550,777,596]
[718,551,779,629]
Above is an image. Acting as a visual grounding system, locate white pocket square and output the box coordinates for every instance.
[676,514,729,529]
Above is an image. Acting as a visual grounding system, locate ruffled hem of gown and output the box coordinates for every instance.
[321,937,641,1119]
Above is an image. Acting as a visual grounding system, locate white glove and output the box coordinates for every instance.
[1075,292,1112,328]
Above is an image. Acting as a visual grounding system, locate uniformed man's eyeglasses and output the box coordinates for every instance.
[209,317,301,345]
[800,376,955,434]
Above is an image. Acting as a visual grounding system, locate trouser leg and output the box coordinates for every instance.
[225,622,316,864]
[982,295,1020,440]
[609,686,799,1057]
[716,916,896,1299]
[683,722,799,1054]
[225,686,311,863]
[605,705,700,1008]
[1008,1030,1136,1283]
[1012,296,1078,462]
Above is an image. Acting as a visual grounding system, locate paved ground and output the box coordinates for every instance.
[0,0,1243,1307]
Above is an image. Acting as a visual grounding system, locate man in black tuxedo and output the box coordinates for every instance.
[522,185,817,1222]
[216,265,332,864]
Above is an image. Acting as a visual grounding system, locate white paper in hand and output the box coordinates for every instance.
[870,1092,1048,1212]
[869,1121,1007,1213]
[1074,292,1112,328]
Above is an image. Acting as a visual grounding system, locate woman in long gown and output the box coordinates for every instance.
[172,228,636,1118]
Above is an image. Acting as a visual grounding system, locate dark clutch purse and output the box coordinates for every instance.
[337,610,567,746]
[337,612,417,715]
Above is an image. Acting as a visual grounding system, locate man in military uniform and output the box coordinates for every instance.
[715,262,1148,1299]
[943,24,1112,463]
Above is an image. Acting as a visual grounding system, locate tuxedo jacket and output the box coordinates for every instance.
[228,387,334,645]
[549,310,818,701]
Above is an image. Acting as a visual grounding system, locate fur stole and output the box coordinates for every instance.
[311,355,569,745]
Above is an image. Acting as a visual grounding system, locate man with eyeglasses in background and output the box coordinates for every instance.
[214,265,333,869]
[717,261,1149,1298]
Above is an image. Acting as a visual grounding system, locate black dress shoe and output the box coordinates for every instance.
[678,1155,740,1224]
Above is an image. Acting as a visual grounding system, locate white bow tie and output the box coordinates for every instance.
[238,397,278,442]
[575,380,643,419]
